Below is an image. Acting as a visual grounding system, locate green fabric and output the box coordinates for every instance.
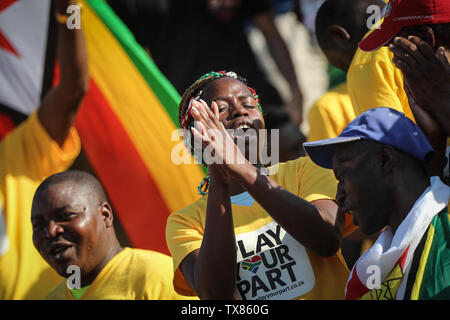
[419,208,450,299]
[69,286,90,300]
[327,64,346,89]
[85,0,207,175]
[85,0,181,127]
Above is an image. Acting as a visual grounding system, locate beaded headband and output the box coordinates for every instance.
[180,71,262,130]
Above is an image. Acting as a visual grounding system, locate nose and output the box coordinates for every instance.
[230,102,248,119]
[45,220,64,239]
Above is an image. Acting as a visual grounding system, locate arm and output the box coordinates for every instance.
[389,36,448,177]
[252,11,304,125]
[227,163,343,257]
[38,0,89,147]
[179,166,237,300]
[190,100,344,257]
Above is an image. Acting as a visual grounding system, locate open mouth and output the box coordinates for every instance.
[48,243,73,260]
[231,124,258,139]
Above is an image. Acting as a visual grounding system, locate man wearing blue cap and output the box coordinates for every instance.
[303,107,450,300]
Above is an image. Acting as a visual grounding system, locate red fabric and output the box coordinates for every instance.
[346,266,370,300]
[75,78,171,254]
[359,0,450,51]
[0,112,15,141]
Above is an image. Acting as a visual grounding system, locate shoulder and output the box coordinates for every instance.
[349,30,393,70]
[166,197,207,228]
[0,111,80,178]
[121,248,175,283]
[129,248,173,267]
[267,156,325,180]
[267,156,307,180]
[311,83,353,114]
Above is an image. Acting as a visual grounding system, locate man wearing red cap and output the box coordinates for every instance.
[347,0,450,183]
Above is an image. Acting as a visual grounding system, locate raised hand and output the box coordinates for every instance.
[189,99,249,180]
[389,36,450,137]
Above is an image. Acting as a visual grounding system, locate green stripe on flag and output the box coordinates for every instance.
[418,208,450,299]
[85,0,181,126]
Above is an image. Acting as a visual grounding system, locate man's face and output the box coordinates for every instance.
[332,142,391,235]
[31,182,106,278]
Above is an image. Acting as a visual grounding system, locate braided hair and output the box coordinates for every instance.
[178,71,262,195]
[179,71,261,130]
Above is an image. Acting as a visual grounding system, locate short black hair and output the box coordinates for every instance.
[315,0,386,50]
[34,170,108,206]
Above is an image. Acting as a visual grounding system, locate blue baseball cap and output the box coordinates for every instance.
[303,107,434,169]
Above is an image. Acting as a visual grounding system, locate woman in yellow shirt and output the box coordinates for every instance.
[166,71,351,300]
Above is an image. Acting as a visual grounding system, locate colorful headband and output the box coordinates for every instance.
[180,94,201,129]
[181,71,262,130]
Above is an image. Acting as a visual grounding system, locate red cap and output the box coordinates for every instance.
[359,0,450,52]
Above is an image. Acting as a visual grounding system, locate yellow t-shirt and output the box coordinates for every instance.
[347,31,450,178]
[0,112,81,300]
[166,156,350,300]
[46,247,195,300]
[307,82,356,142]
[347,44,414,120]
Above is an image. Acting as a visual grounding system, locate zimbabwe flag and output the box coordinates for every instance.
[0,0,205,254]
[404,207,450,299]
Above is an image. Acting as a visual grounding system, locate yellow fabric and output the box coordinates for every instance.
[410,223,436,300]
[347,31,450,162]
[307,82,356,142]
[166,156,350,300]
[0,112,81,299]
[360,260,404,300]
[82,1,204,213]
[306,82,358,236]
[46,247,196,300]
[347,37,414,121]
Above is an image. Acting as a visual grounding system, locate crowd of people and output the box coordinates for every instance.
[0,0,449,300]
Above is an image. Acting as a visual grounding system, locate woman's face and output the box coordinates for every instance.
[202,77,266,162]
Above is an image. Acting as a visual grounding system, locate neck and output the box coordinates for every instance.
[80,238,123,287]
[389,173,430,232]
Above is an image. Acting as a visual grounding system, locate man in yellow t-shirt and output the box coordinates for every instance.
[348,0,450,180]
[308,0,383,142]
[0,0,88,299]
[32,171,190,300]
[347,41,412,119]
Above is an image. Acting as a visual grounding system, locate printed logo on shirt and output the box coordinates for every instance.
[234,222,315,300]
[242,256,262,274]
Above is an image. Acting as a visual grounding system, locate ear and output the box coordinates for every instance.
[99,202,114,228]
[328,25,351,43]
[378,145,396,177]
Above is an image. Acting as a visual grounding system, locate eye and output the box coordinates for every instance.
[217,104,228,113]
[58,212,77,222]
